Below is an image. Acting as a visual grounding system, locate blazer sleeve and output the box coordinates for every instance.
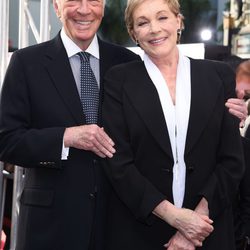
[198,62,245,219]
[0,51,65,169]
[102,65,165,224]
[237,137,250,237]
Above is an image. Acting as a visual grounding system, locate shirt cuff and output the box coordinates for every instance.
[61,140,69,160]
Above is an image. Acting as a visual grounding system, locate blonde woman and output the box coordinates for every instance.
[102,0,245,249]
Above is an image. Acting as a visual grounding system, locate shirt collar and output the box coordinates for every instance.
[60,28,100,59]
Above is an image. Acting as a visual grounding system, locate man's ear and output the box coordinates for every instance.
[53,0,61,18]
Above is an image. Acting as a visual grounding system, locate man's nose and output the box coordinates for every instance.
[77,0,91,15]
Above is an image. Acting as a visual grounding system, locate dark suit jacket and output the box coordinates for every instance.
[0,34,140,250]
[234,134,250,250]
[102,59,245,250]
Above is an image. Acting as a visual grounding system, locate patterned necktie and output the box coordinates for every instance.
[78,52,99,124]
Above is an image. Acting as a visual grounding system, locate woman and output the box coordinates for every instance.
[102,0,244,249]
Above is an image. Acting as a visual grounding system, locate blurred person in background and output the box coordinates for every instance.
[234,60,250,250]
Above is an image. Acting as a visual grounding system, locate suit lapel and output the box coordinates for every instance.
[185,59,221,156]
[44,35,85,125]
[125,60,222,160]
[124,63,173,159]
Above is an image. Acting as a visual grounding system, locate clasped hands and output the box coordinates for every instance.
[64,124,115,158]
[165,208,213,250]
[154,198,213,250]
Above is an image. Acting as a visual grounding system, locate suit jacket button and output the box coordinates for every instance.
[89,193,96,199]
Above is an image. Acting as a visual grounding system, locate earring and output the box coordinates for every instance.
[135,39,140,47]
[177,29,182,44]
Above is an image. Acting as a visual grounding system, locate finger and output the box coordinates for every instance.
[100,127,115,146]
[94,132,116,156]
[200,214,213,223]
[199,235,205,242]
[226,101,246,112]
[92,147,106,158]
[90,136,115,158]
[194,240,202,247]
[96,144,114,158]
[226,98,244,104]
[92,136,115,156]
[240,120,245,128]
[228,109,246,120]
[226,100,247,116]
[163,242,169,248]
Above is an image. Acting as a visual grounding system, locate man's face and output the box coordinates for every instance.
[54,0,104,50]
[236,75,250,100]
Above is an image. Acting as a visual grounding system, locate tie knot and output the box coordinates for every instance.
[78,52,90,62]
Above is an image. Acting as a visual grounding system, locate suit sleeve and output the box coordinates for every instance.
[198,62,245,219]
[0,51,65,169]
[102,65,165,224]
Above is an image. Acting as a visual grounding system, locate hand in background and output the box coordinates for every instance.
[226,97,247,127]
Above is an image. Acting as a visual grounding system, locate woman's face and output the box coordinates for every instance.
[132,0,181,59]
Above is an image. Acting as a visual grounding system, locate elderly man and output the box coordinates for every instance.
[0,0,139,249]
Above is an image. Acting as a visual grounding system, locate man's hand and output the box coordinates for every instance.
[63,125,115,158]
[226,98,247,127]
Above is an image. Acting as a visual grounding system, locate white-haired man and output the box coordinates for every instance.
[0,0,140,249]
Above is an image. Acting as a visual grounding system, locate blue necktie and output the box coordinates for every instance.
[78,52,99,124]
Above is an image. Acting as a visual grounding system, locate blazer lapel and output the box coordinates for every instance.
[125,63,173,159]
[44,34,85,125]
[185,59,221,156]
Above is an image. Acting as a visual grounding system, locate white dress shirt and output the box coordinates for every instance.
[143,50,191,208]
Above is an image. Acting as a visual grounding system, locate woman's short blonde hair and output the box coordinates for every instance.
[125,0,183,42]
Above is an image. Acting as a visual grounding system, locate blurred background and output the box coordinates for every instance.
[6,0,250,59]
[1,0,250,249]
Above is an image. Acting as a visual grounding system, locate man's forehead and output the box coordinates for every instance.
[57,0,105,3]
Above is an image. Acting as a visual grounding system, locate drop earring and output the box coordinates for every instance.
[177,29,182,44]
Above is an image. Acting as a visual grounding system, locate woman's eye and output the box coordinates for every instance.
[138,22,147,27]
[159,16,168,20]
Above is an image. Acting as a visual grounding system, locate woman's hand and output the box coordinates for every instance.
[153,200,213,247]
[164,231,195,250]
[174,208,213,246]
